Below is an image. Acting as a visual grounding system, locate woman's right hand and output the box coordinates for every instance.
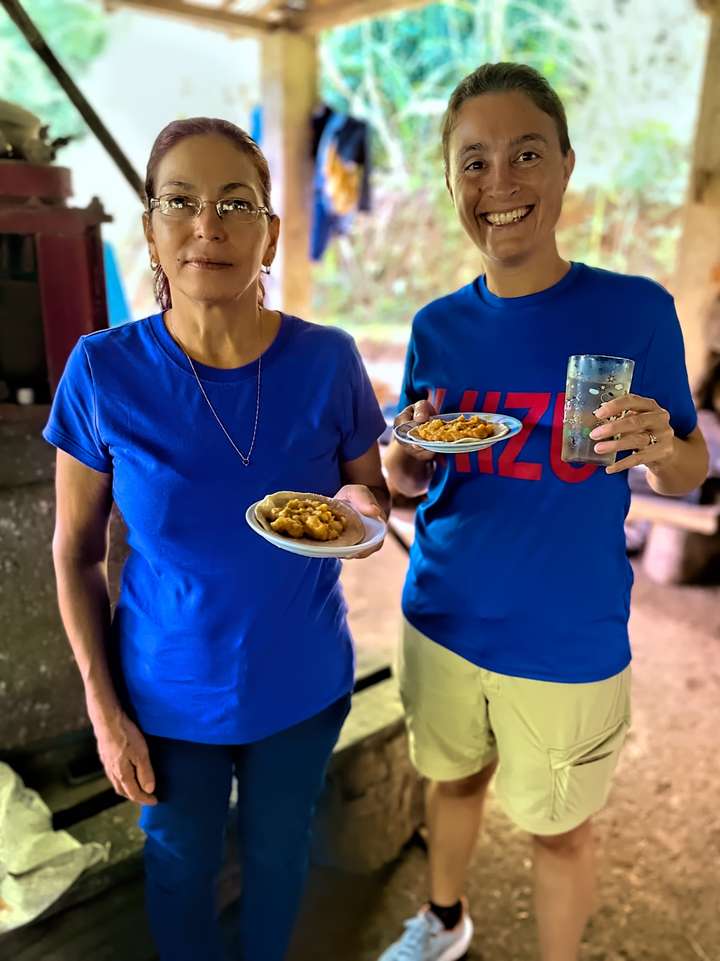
[92,710,158,806]
[394,399,438,461]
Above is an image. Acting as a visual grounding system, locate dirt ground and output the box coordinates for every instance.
[288,543,720,961]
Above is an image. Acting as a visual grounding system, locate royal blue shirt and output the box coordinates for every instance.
[399,263,698,683]
[44,312,386,743]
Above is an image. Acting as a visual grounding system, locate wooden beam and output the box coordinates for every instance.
[106,0,273,35]
[672,10,720,390]
[218,0,287,9]
[219,0,286,12]
[248,0,289,13]
[298,0,434,32]
[627,494,720,536]
[260,30,317,317]
[108,0,438,36]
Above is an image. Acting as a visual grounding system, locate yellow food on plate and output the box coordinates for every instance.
[270,499,345,541]
[254,491,366,547]
[413,415,496,443]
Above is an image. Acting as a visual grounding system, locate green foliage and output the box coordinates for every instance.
[313,0,707,331]
[602,121,688,204]
[320,0,573,179]
[0,0,108,139]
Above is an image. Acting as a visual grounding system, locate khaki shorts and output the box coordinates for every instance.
[397,619,631,836]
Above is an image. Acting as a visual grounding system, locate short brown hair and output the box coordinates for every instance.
[441,62,571,172]
[145,117,273,310]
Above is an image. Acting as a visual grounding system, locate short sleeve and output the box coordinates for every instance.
[42,338,112,473]
[339,338,387,462]
[638,296,698,440]
[397,333,424,413]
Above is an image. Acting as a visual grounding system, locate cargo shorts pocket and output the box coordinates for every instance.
[548,717,629,824]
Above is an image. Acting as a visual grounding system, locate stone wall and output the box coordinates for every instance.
[312,680,424,873]
[0,404,126,751]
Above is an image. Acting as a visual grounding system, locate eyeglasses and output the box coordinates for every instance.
[148,194,272,224]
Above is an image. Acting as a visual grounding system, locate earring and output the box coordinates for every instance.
[261,265,271,276]
[150,256,159,271]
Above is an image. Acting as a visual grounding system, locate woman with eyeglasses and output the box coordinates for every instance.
[42,117,389,961]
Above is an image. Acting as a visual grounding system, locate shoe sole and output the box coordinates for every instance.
[437,918,473,961]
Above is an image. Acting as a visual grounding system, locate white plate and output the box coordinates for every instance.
[245,502,386,559]
[393,412,524,454]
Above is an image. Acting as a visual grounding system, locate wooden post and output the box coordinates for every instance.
[260,31,317,318]
[672,6,720,390]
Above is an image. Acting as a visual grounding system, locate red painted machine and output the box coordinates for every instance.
[0,160,109,403]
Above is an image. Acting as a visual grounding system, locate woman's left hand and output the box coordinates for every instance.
[589,393,676,475]
[334,483,387,559]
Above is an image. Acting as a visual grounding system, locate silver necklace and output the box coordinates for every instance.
[171,318,262,468]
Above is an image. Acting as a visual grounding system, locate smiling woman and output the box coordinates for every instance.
[441,67,575,296]
[379,61,708,961]
[41,116,390,961]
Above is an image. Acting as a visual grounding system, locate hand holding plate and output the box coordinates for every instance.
[394,400,438,461]
[334,484,386,558]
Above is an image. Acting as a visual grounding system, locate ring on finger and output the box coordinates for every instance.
[646,430,658,446]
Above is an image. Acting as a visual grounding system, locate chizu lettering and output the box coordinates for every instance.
[429,388,597,484]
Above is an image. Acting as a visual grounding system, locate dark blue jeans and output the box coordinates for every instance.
[139,694,351,961]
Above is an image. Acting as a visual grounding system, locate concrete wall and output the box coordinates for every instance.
[0,405,126,751]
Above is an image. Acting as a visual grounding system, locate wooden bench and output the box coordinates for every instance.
[630,492,720,584]
[389,492,720,588]
[391,493,720,540]
[627,492,720,535]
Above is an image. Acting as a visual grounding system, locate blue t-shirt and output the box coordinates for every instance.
[43,312,386,744]
[399,262,697,683]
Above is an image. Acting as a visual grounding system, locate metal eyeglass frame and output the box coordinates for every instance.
[148,195,272,222]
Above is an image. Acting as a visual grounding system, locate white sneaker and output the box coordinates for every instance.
[377,903,473,961]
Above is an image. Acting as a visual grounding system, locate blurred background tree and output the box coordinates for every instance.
[313,0,707,339]
[0,0,108,140]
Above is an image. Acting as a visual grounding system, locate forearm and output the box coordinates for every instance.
[384,441,435,498]
[647,434,709,497]
[53,556,121,726]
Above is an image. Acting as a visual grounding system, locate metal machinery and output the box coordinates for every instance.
[0,158,110,405]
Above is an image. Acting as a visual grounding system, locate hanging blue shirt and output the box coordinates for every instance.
[311,111,371,261]
[43,312,386,744]
[399,262,698,683]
